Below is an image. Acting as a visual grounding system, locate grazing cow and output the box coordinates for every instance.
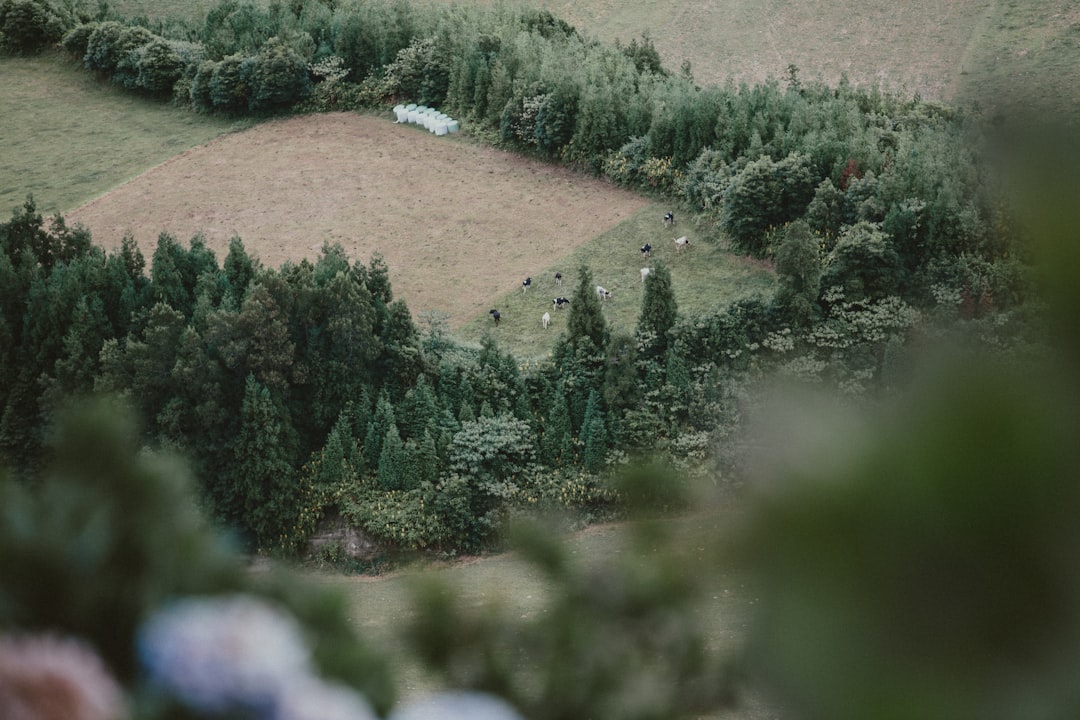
[522,276,532,293]
[674,235,690,252]
[553,297,570,310]
[489,309,501,326]
[663,211,675,227]
[640,267,651,283]
[542,311,551,329]
[596,286,612,300]
[555,271,563,286]
[640,243,652,257]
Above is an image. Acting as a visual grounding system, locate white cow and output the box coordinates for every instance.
[640,268,651,283]
[596,285,612,300]
[674,235,690,252]
[542,311,551,329]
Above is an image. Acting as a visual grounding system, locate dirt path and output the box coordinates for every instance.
[69,112,648,327]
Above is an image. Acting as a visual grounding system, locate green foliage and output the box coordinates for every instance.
[83,20,153,75]
[723,151,818,256]
[376,422,405,490]
[248,35,310,111]
[382,35,449,106]
[406,506,734,720]
[581,389,607,473]
[637,260,678,356]
[565,264,608,352]
[736,356,1080,720]
[58,18,93,56]
[0,398,396,711]
[234,374,300,550]
[0,0,73,55]
[773,219,822,323]
[821,221,905,302]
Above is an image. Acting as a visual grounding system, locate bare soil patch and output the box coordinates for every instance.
[69,112,647,327]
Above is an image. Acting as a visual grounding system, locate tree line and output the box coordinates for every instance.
[0,0,1043,558]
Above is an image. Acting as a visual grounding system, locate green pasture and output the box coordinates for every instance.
[455,204,776,359]
[955,0,1080,127]
[0,52,237,216]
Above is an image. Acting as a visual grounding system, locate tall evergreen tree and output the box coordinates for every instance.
[541,383,573,467]
[364,390,395,472]
[636,260,678,357]
[565,264,608,352]
[377,422,405,491]
[233,374,300,549]
[581,389,608,473]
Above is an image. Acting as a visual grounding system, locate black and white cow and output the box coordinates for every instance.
[553,297,571,310]
[522,276,532,293]
[489,309,501,325]
[640,243,652,257]
[555,272,563,286]
[663,211,675,227]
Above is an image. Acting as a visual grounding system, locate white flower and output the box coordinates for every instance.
[138,595,311,714]
[272,677,377,720]
[388,691,524,720]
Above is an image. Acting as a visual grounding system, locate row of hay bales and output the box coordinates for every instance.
[393,104,461,135]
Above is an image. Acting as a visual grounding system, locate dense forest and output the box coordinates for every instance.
[0,0,1043,556]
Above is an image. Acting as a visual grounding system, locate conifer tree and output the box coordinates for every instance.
[566,264,608,352]
[581,389,608,473]
[636,260,678,357]
[377,423,405,491]
[364,390,395,472]
[541,384,573,467]
[234,374,299,549]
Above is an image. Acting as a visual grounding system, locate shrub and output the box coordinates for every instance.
[118,38,200,96]
[821,221,905,301]
[722,151,818,256]
[59,19,95,58]
[248,36,311,112]
[0,0,72,55]
[84,21,154,77]
[382,36,450,107]
[209,53,252,112]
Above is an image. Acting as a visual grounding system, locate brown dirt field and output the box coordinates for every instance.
[68,112,648,328]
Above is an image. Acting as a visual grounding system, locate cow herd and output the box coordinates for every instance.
[489,212,687,329]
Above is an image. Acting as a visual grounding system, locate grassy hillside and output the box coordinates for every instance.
[0,52,238,216]
[954,0,1080,126]
[105,0,1080,116]
[455,204,775,359]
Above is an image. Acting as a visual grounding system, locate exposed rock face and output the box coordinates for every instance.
[306,512,381,561]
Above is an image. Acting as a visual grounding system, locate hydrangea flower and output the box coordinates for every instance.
[0,633,125,720]
[138,595,311,715]
[388,691,524,720]
[271,676,377,720]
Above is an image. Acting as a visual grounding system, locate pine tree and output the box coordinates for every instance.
[364,390,395,472]
[541,384,573,467]
[566,264,608,352]
[377,423,405,491]
[234,374,299,550]
[581,390,608,473]
[636,260,678,358]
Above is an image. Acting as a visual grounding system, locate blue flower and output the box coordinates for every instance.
[138,595,311,715]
